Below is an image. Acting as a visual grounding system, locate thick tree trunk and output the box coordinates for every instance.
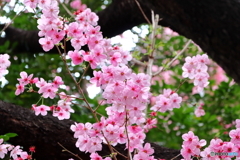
[0,100,181,160]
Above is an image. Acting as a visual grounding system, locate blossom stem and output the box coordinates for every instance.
[153,39,192,77]
[57,142,83,160]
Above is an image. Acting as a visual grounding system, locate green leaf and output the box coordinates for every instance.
[0,133,18,141]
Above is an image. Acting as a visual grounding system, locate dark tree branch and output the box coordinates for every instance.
[0,100,181,160]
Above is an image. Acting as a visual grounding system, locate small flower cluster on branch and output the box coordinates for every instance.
[182,54,209,93]
[15,71,75,120]
[0,139,34,160]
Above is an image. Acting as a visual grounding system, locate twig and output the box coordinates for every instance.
[124,108,133,160]
[0,7,25,35]
[112,148,128,159]
[144,11,159,116]
[77,64,90,84]
[132,58,147,67]
[147,10,159,78]
[58,142,83,160]
[171,153,181,160]
[57,0,75,18]
[153,39,192,76]
[134,0,151,24]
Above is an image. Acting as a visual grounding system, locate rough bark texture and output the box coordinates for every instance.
[0,101,182,160]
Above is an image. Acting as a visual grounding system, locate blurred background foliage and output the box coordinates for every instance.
[1,0,240,151]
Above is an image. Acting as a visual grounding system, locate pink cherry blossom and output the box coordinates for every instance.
[17,71,33,85]
[230,128,240,144]
[71,37,87,50]
[36,78,47,88]
[49,30,65,44]
[10,146,22,159]
[15,84,25,95]
[110,52,122,66]
[222,142,238,157]
[87,137,102,153]
[138,143,154,155]
[67,22,83,38]
[200,148,219,160]
[90,71,102,87]
[68,50,84,65]
[0,54,10,69]
[181,144,198,160]
[24,0,38,9]
[53,110,70,120]
[52,76,64,88]
[195,106,205,117]
[87,36,104,50]
[0,144,8,159]
[182,131,199,145]
[182,54,210,94]
[75,135,91,152]
[39,37,54,52]
[38,0,51,8]
[42,1,59,18]
[90,152,103,160]
[34,105,50,116]
[169,93,182,109]
[91,46,107,63]
[84,55,97,69]
[38,83,58,99]
[70,0,82,10]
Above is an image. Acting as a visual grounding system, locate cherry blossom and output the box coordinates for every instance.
[17,71,33,85]
[15,84,25,95]
[68,50,84,65]
[194,106,205,117]
[39,37,54,52]
[230,128,240,144]
[24,0,38,9]
[38,83,58,99]
[34,105,50,116]
[182,54,210,93]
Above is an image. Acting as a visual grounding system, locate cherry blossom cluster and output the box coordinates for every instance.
[15,71,74,120]
[26,0,132,69]
[181,119,240,160]
[180,131,207,160]
[0,54,11,79]
[0,139,34,160]
[150,89,182,113]
[70,64,158,158]
[71,121,157,160]
[182,54,210,93]
[21,0,184,159]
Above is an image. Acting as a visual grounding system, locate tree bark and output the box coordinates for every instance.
[0,100,181,160]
